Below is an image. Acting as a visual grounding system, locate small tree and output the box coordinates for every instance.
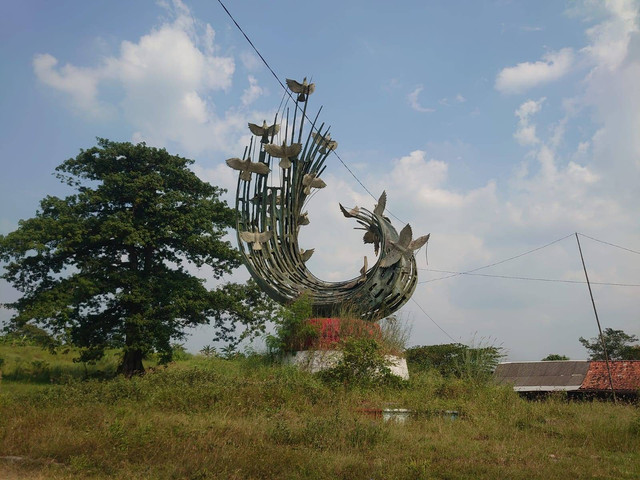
[579,328,639,360]
[406,343,504,379]
[541,354,570,361]
[0,139,275,376]
[265,292,316,354]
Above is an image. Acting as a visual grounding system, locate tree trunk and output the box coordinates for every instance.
[118,348,145,377]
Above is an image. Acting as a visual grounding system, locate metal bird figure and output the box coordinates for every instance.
[374,191,387,217]
[345,255,369,289]
[313,132,338,154]
[298,212,310,225]
[248,120,280,144]
[359,256,368,280]
[226,157,270,181]
[339,204,360,218]
[363,228,381,256]
[264,142,302,169]
[239,228,273,251]
[286,77,315,102]
[302,173,327,195]
[300,248,314,262]
[379,224,430,268]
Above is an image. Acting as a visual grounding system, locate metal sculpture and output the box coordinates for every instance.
[227,78,429,320]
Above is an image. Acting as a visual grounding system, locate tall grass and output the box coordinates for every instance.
[1,348,639,479]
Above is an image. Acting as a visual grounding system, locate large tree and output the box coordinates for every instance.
[579,328,640,361]
[0,139,274,375]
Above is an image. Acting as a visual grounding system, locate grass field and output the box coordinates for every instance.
[1,345,639,479]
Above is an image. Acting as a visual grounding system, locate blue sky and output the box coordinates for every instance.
[1,0,639,360]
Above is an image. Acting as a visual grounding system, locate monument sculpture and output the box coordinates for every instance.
[226,78,429,324]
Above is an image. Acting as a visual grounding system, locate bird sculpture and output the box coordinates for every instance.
[339,204,360,218]
[300,248,314,262]
[239,228,273,251]
[231,78,426,320]
[363,228,381,256]
[379,224,430,268]
[359,256,368,280]
[313,132,338,154]
[248,120,280,144]
[302,173,326,195]
[225,157,270,181]
[286,77,315,102]
[374,191,387,217]
[264,142,302,169]
[298,212,310,225]
[361,191,388,254]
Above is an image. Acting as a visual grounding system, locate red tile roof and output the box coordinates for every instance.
[580,361,640,392]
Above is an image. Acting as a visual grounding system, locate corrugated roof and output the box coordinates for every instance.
[494,361,589,391]
[580,361,640,392]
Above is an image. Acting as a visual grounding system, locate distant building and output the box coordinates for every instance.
[494,360,640,399]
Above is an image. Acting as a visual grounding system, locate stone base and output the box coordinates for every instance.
[283,350,409,380]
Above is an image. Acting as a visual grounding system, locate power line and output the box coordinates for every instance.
[578,233,640,256]
[410,297,458,343]
[418,268,640,287]
[215,0,405,224]
[418,233,575,284]
[215,0,288,95]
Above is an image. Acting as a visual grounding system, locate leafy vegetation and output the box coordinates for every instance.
[0,139,275,376]
[265,292,316,354]
[541,354,570,361]
[406,342,505,381]
[1,343,638,480]
[579,328,640,360]
[317,337,403,388]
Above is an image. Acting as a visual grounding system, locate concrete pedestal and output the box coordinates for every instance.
[284,350,409,380]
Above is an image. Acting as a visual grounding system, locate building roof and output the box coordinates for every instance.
[494,360,640,393]
[580,361,640,392]
[494,361,589,392]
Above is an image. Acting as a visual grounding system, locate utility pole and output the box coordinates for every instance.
[575,233,616,403]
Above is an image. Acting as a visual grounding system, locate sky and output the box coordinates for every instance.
[1,0,639,361]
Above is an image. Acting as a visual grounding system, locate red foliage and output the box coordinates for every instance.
[304,318,381,350]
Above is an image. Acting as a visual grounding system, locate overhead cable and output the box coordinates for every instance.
[418,233,575,284]
[418,268,640,287]
[578,233,640,256]
[216,0,404,223]
[410,297,458,343]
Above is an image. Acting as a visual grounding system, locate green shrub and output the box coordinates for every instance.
[266,292,317,354]
[317,337,404,388]
[406,342,504,381]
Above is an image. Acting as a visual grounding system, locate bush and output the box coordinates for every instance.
[266,292,317,354]
[406,342,504,381]
[317,337,404,388]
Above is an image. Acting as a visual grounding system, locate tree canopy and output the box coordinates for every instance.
[541,354,570,361]
[579,328,640,361]
[0,139,275,375]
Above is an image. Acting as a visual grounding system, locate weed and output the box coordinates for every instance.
[1,346,639,480]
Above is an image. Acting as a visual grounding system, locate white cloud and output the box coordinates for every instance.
[513,98,545,146]
[407,85,435,112]
[240,51,262,71]
[241,75,264,106]
[32,0,262,155]
[581,0,639,71]
[495,48,574,94]
[33,54,107,117]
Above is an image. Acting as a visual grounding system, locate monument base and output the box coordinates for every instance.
[284,350,409,380]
